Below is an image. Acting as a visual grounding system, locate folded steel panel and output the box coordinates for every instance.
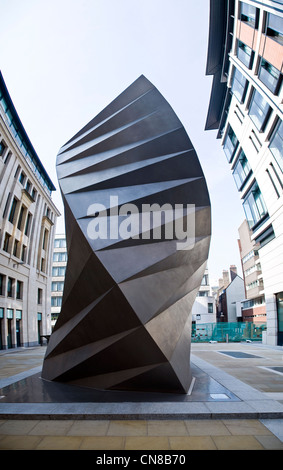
[41,75,211,393]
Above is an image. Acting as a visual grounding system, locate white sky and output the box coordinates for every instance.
[0,0,246,285]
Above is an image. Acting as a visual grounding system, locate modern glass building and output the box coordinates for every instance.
[205,0,283,345]
[0,71,60,348]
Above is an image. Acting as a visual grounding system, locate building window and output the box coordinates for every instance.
[24,213,32,236]
[223,125,239,162]
[255,224,275,247]
[243,181,267,228]
[258,57,282,95]
[244,263,261,277]
[3,193,11,219]
[51,296,63,307]
[16,281,23,300]
[37,288,43,305]
[25,180,31,193]
[242,249,258,264]
[53,252,67,262]
[0,140,7,157]
[232,149,251,189]
[201,274,209,286]
[7,277,13,298]
[208,303,214,314]
[198,291,209,297]
[54,238,67,248]
[17,205,26,231]
[3,151,11,165]
[248,89,271,131]
[8,197,18,224]
[6,309,13,319]
[31,188,37,201]
[3,233,11,253]
[19,171,26,185]
[269,119,283,172]
[237,40,254,68]
[51,281,64,292]
[14,165,20,179]
[13,239,19,257]
[0,274,4,296]
[42,229,49,250]
[231,67,248,103]
[52,267,66,277]
[266,13,283,45]
[16,309,22,320]
[240,2,259,28]
[21,245,26,262]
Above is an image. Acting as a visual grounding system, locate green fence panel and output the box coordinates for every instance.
[191,322,266,342]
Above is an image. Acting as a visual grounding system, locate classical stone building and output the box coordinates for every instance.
[0,71,60,348]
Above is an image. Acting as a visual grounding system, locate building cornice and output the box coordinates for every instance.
[0,71,56,192]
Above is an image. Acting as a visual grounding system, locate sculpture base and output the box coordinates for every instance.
[0,363,239,407]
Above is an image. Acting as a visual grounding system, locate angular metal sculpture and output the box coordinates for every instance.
[42,76,211,393]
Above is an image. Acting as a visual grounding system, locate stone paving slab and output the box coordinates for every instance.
[0,418,283,450]
[0,354,283,420]
[1,344,283,449]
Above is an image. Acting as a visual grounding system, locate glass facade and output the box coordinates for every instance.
[231,67,248,102]
[240,2,258,27]
[233,149,251,189]
[266,12,283,44]
[258,57,282,94]
[248,89,271,131]
[243,181,267,228]
[237,40,254,68]
[223,126,239,161]
[269,119,283,172]
[192,322,266,343]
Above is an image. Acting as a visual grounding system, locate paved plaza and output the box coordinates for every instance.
[0,342,283,450]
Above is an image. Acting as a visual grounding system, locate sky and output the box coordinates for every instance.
[0,0,246,285]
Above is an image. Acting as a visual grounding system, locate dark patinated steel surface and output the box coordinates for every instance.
[42,76,211,393]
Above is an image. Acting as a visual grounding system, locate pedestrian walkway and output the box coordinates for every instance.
[1,417,282,450]
[0,342,282,450]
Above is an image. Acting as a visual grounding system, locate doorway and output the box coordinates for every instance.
[0,320,2,350]
[16,320,21,347]
[7,319,12,348]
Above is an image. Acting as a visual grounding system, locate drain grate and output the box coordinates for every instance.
[218,351,261,359]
